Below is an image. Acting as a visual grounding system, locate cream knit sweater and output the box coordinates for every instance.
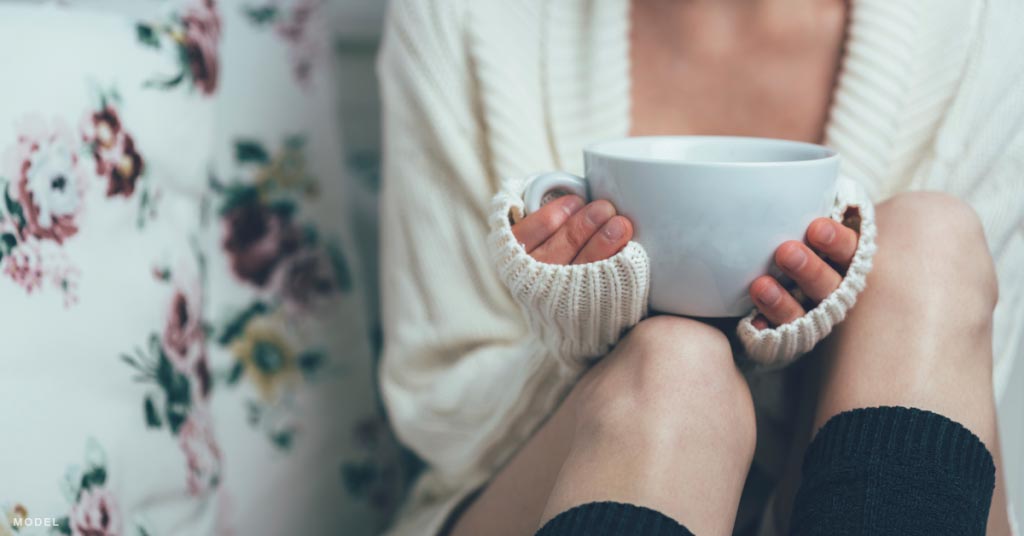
[377,1,1024,534]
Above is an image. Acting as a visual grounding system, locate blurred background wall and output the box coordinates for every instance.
[329,0,384,329]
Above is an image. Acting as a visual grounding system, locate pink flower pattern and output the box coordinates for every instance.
[0,4,389,531]
[1,116,86,303]
[80,105,144,197]
[69,487,122,536]
[181,0,222,95]
[1,243,45,294]
[221,197,301,287]
[178,410,223,496]
[5,116,86,244]
[273,0,323,85]
[162,286,206,378]
[244,0,324,86]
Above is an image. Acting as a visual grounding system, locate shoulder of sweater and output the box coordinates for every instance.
[380,0,469,67]
[377,0,482,115]
[379,0,545,84]
[930,0,1024,157]
[384,0,469,35]
[382,0,541,47]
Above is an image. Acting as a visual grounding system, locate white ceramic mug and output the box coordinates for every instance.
[524,136,839,317]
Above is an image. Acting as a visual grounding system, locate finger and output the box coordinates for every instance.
[532,200,617,265]
[751,314,770,331]
[572,215,633,264]
[775,241,843,303]
[806,218,859,269]
[750,275,805,326]
[511,195,585,252]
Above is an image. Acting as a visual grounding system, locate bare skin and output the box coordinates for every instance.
[769,195,1012,536]
[452,194,1009,536]
[450,0,1011,534]
[630,0,846,143]
[453,316,756,536]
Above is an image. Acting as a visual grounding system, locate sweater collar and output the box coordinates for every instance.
[542,0,980,194]
[821,0,981,198]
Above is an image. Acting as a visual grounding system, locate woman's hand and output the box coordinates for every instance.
[512,198,859,327]
[511,195,634,264]
[750,218,860,329]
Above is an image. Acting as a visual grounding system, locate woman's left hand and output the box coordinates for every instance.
[749,217,860,329]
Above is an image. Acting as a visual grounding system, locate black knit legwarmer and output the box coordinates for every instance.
[789,406,995,535]
[536,501,695,536]
[536,406,995,536]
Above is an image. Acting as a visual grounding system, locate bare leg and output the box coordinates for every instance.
[451,316,757,536]
[771,192,1011,534]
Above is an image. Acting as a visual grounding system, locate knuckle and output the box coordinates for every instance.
[775,241,801,267]
[839,226,860,250]
[782,309,803,324]
[802,252,826,279]
[565,230,589,252]
[562,194,585,206]
[564,223,592,251]
[537,211,565,235]
[770,296,800,320]
[778,294,803,319]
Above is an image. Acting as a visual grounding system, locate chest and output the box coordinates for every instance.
[628,4,847,143]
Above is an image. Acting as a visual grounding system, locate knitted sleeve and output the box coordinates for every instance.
[737,177,878,367]
[488,176,650,372]
[377,0,570,481]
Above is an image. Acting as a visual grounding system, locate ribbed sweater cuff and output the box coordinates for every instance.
[536,502,694,536]
[488,176,650,371]
[738,177,878,367]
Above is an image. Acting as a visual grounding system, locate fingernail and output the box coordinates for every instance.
[758,283,782,307]
[603,218,626,240]
[813,221,835,245]
[585,201,615,226]
[782,248,807,272]
[562,196,584,215]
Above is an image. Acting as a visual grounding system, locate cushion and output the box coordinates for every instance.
[0,1,402,534]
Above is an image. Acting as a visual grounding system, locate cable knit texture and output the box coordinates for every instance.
[376,1,1024,534]
[738,177,878,366]
[488,177,649,371]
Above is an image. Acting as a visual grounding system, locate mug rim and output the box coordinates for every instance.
[584,135,839,168]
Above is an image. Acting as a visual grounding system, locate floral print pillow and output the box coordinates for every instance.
[0,1,402,535]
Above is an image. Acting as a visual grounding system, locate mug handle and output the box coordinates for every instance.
[523,172,590,214]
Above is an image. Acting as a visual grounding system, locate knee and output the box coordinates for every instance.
[573,316,756,460]
[874,192,998,317]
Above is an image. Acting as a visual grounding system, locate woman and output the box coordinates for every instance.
[377,0,1023,534]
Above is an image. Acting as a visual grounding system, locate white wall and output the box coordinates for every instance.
[327,0,386,327]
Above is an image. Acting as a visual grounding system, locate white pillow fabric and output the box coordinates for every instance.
[0,2,401,535]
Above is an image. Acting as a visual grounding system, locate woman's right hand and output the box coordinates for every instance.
[511,195,634,265]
